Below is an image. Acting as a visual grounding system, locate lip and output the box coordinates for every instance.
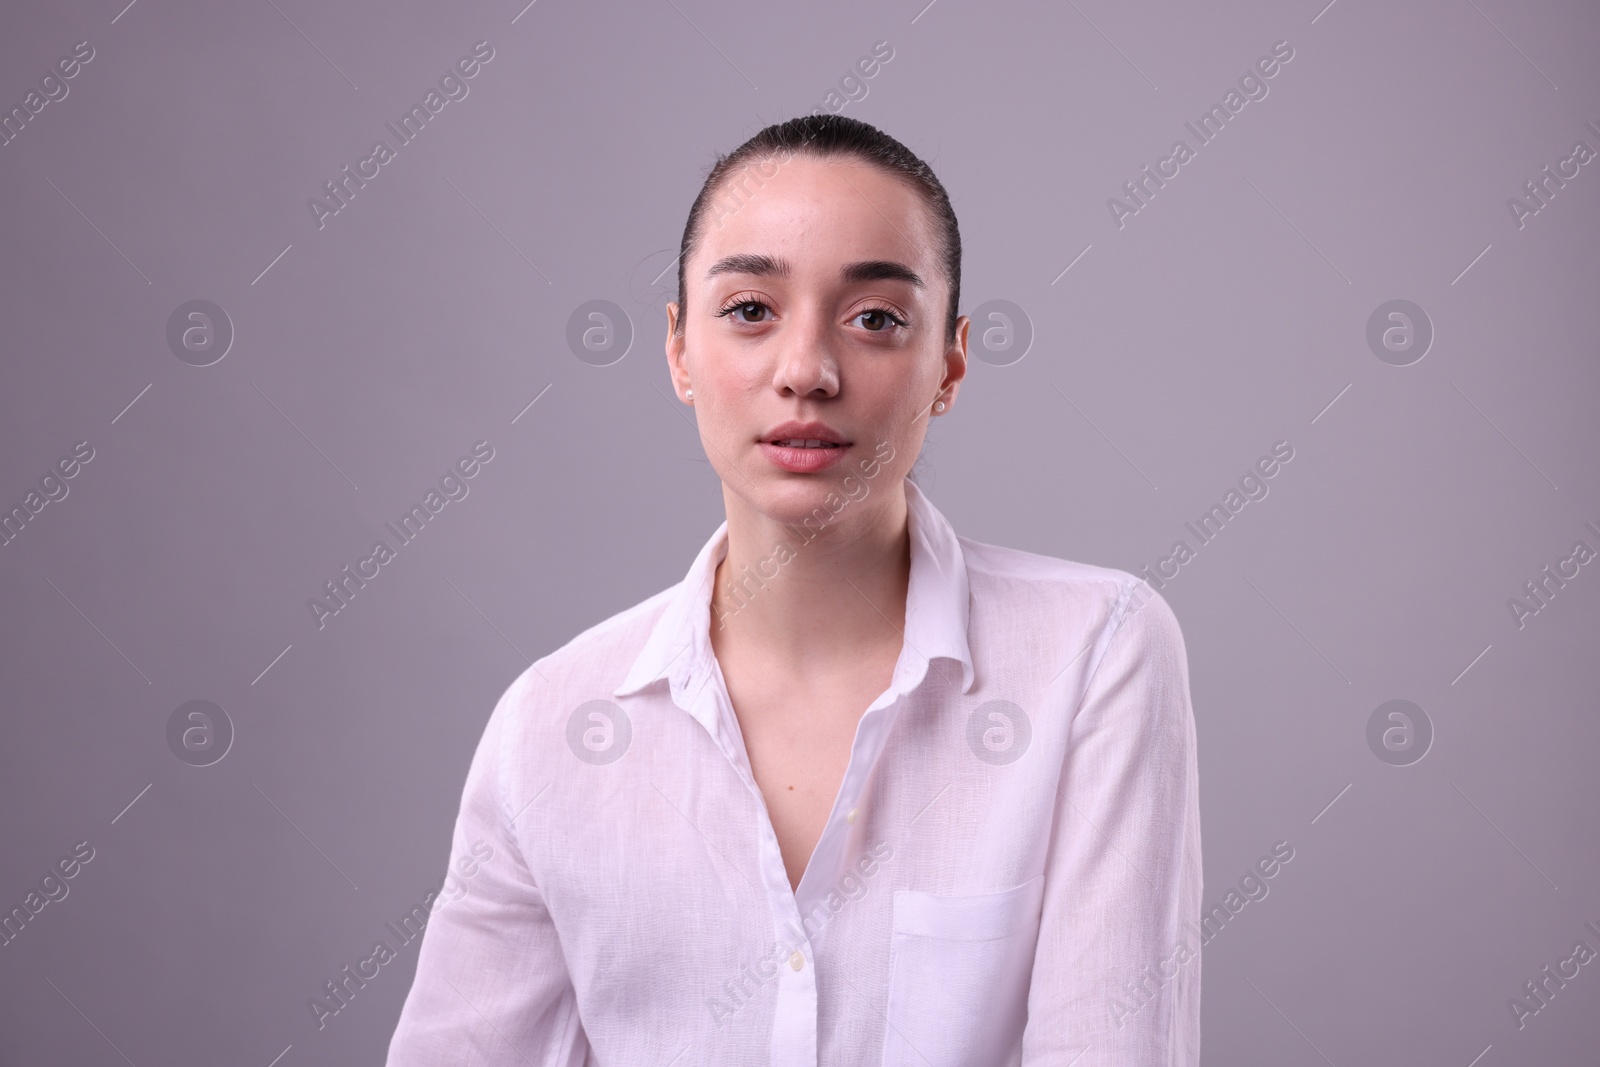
[760,420,851,446]
[758,440,851,473]
[757,421,853,474]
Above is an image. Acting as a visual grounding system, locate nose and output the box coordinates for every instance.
[769,308,840,400]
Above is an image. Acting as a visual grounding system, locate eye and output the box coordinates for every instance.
[853,305,909,332]
[715,296,772,323]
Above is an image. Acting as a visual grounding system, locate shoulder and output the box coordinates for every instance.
[956,533,1186,663]
[448,580,683,820]
[958,532,1149,621]
[959,533,1135,594]
[486,580,679,733]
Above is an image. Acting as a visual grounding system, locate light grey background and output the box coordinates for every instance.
[2,0,1597,1064]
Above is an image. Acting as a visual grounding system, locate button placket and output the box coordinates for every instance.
[770,917,819,1065]
[699,660,825,1065]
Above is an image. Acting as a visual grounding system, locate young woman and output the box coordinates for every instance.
[388,115,1201,1067]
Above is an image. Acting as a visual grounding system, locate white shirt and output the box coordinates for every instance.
[386,477,1201,1066]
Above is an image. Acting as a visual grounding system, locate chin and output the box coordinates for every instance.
[750,472,882,532]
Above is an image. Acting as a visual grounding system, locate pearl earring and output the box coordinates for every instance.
[685,388,694,401]
[934,400,946,412]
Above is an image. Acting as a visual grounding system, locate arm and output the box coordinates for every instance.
[386,675,590,1066]
[1022,579,1203,1066]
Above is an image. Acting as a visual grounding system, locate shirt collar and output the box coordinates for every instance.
[613,477,975,701]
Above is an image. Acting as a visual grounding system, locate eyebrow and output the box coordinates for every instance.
[704,254,925,289]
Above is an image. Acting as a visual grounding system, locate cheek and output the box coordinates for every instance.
[700,363,768,419]
[690,364,766,459]
[873,358,944,425]
[862,403,928,472]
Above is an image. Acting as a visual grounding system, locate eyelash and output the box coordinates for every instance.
[714,295,909,331]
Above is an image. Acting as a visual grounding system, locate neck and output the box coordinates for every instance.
[709,480,912,674]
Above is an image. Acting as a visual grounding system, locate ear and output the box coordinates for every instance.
[938,314,970,406]
[665,302,691,401]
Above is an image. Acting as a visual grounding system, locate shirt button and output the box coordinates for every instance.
[789,950,805,971]
[847,807,859,824]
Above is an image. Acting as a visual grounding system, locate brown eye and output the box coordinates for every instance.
[718,298,772,323]
[853,306,907,332]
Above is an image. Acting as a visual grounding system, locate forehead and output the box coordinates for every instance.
[697,155,939,282]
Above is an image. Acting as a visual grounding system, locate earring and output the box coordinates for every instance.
[685,388,694,401]
[934,400,946,413]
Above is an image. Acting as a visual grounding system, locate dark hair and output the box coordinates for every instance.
[674,114,962,345]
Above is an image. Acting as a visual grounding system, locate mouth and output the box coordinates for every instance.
[767,439,844,449]
[757,424,853,473]
[761,420,851,449]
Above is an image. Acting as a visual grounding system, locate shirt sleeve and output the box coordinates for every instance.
[386,674,592,1066]
[1021,579,1203,1066]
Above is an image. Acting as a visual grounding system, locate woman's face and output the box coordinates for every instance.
[666,154,968,530]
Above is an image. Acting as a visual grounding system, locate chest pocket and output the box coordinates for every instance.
[881,874,1047,1067]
